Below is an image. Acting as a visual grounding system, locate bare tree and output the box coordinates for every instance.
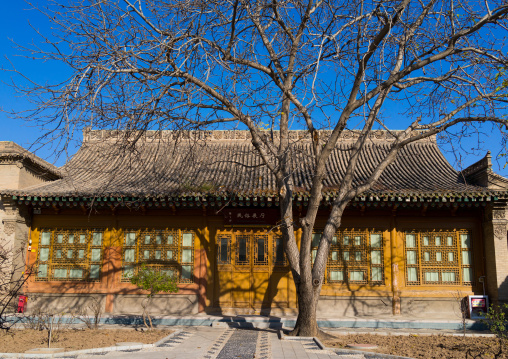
[0,235,34,331]
[4,0,508,336]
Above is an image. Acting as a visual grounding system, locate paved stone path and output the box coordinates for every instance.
[67,327,378,359]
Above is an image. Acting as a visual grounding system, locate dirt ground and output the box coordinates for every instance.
[323,333,507,359]
[0,328,172,353]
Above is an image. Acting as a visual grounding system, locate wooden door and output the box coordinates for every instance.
[213,229,290,310]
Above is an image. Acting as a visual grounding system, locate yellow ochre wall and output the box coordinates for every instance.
[26,210,483,316]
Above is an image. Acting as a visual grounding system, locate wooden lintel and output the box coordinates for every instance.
[421,203,428,217]
[52,203,60,215]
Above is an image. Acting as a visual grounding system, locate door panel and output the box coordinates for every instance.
[214,229,290,310]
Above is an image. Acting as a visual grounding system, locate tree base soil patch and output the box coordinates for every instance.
[0,328,172,353]
[323,333,507,359]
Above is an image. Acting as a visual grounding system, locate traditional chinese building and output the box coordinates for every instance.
[2,130,508,317]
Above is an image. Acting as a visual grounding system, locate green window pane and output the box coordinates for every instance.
[350,271,364,281]
[144,235,150,244]
[447,236,453,246]
[424,251,430,261]
[436,252,442,261]
[167,235,174,245]
[354,236,361,246]
[161,269,175,278]
[331,251,338,261]
[435,236,441,246]
[67,250,73,259]
[41,232,51,246]
[68,234,74,244]
[182,249,192,263]
[332,236,338,245]
[155,250,161,260]
[91,248,101,262]
[92,232,102,246]
[343,251,350,261]
[423,236,429,246]
[463,267,473,282]
[425,271,439,282]
[312,234,321,247]
[371,250,381,264]
[156,235,162,245]
[54,268,67,278]
[182,233,193,247]
[372,267,382,281]
[57,234,63,243]
[143,250,150,260]
[79,234,86,244]
[181,265,192,279]
[124,249,135,262]
[407,267,417,281]
[78,249,85,259]
[355,251,361,261]
[123,265,134,279]
[407,251,416,264]
[167,250,173,260]
[56,249,62,259]
[462,251,472,265]
[90,265,100,279]
[461,234,471,249]
[69,269,83,279]
[370,234,382,248]
[343,236,349,246]
[39,248,49,262]
[38,264,48,277]
[442,271,455,282]
[406,234,416,248]
[311,249,317,263]
[448,252,454,262]
[330,270,343,281]
[125,232,136,246]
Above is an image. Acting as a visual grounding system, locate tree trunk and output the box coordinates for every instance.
[289,279,320,337]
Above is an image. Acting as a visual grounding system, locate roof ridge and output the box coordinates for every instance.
[82,128,437,144]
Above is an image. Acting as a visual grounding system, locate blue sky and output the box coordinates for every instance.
[1,1,507,176]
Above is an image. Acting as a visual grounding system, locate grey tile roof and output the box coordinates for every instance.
[0,141,61,179]
[5,130,502,198]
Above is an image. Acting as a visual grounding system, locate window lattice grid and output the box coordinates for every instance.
[326,230,384,285]
[273,236,288,267]
[121,229,194,284]
[404,230,474,286]
[36,229,103,282]
[254,235,269,265]
[217,235,231,265]
[235,235,250,266]
[138,229,180,263]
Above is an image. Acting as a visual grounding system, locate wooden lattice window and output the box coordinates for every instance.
[217,234,231,265]
[121,229,194,283]
[273,236,287,266]
[404,230,473,286]
[326,230,384,285]
[236,235,250,265]
[36,229,103,282]
[254,235,269,265]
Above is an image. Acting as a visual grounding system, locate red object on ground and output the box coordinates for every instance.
[17,295,27,313]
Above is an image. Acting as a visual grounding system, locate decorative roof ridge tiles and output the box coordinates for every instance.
[82,128,437,144]
[0,141,61,178]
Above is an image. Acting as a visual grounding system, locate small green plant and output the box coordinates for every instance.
[130,265,178,330]
[480,304,508,358]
